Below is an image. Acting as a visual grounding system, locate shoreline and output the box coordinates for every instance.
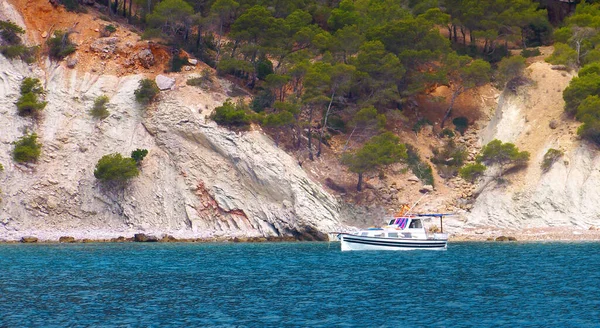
[3,228,600,244]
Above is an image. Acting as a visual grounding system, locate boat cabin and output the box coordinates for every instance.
[354,217,428,239]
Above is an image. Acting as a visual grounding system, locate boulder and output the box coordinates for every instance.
[407,175,420,183]
[90,37,118,54]
[138,49,155,68]
[419,185,434,193]
[41,31,48,38]
[20,236,38,243]
[495,236,516,241]
[59,236,76,243]
[159,235,178,242]
[134,233,159,242]
[66,58,78,69]
[156,75,176,90]
[188,58,198,65]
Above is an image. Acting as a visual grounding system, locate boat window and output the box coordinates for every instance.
[387,232,398,238]
[361,232,368,236]
[409,219,422,228]
[389,219,395,225]
[374,233,384,237]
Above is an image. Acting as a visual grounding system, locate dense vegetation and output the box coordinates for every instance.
[50,0,554,190]
[341,131,407,191]
[548,2,600,146]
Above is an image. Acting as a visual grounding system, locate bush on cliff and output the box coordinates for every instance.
[134,78,160,105]
[13,133,42,163]
[210,99,251,126]
[476,139,530,178]
[541,148,564,172]
[90,95,110,119]
[16,77,47,118]
[94,153,139,183]
[0,20,37,63]
[131,148,148,164]
[459,163,486,182]
[47,30,77,60]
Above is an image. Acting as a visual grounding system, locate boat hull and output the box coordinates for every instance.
[340,234,447,251]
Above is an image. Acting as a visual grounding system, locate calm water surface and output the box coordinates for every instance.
[1,242,599,327]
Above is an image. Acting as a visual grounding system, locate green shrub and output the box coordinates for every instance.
[250,89,275,113]
[90,95,110,119]
[521,48,541,58]
[406,144,434,186]
[541,148,564,172]
[575,95,600,144]
[459,163,486,182]
[13,133,42,163]
[256,57,274,80]
[16,77,47,118]
[134,78,160,105]
[170,55,188,72]
[432,140,468,178]
[440,128,455,138]
[0,163,4,172]
[105,25,117,34]
[452,116,469,135]
[211,99,251,126]
[141,28,162,40]
[412,118,432,133]
[217,57,253,78]
[476,139,530,178]
[0,21,37,62]
[131,148,148,164]
[47,30,76,60]
[94,153,139,183]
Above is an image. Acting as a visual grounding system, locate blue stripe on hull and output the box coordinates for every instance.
[342,236,446,249]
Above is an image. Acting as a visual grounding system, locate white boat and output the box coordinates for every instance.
[338,214,449,251]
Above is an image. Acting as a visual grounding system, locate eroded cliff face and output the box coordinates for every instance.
[0,57,343,241]
[465,61,600,231]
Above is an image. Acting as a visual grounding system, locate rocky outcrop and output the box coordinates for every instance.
[155,75,175,90]
[137,49,154,68]
[59,236,76,243]
[465,62,600,231]
[0,55,343,241]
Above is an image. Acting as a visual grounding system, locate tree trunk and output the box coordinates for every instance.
[216,21,223,64]
[453,25,457,43]
[123,0,127,17]
[461,27,466,45]
[357,172,363,191]
[128,0,132,22]
[317,90,335,158]
[343,126,357,152]
[440,89,461,128]
[447,26,452,41]
[230,40,239,58]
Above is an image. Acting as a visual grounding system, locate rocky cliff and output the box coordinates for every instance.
[0,56,343,241]
[465,61,600,234]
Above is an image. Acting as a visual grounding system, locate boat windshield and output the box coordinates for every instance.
[409,219,423,228]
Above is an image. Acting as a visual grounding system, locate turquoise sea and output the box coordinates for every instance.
[1,242,599,327]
